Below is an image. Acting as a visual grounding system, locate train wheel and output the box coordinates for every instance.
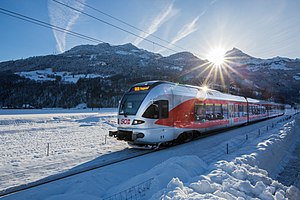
[177,131,194,143]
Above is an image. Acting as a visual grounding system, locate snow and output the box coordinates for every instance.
[229,55,295,72]
[163,66,183,71]
[277,135,300,189]
[247,62,292,72]
[293,75,300,80]
[88,61,107,67]
[89,54,97,60]
[130,49,141,53]
[170,66,183,71]
[139,53,150,59]
[16,68,107,83]
[152,117,300,199]
[1,110,300,200]
[115,50,131,55]
[0,108,128,192]
[269,62,292,70]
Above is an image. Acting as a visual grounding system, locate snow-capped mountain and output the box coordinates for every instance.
[226,48,294,71]
[0,43,299,108]
[222,48,300,104]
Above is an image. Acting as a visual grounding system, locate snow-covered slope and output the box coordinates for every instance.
[16,68,108,83]
[225,48,295,71]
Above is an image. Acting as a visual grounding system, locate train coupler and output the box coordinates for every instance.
[109,131,118,137]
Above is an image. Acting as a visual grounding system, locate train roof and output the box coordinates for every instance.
[136,81,246,102]
[173,82,247,103]
[132,80,172,87]
[133,81,283,105]
[172,82,283,105]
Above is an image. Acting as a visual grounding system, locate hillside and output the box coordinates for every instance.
[0,43,299,108]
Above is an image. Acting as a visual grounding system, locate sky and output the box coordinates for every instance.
[0,0,300,62]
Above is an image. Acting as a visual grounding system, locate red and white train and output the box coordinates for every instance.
[109,81,285,147]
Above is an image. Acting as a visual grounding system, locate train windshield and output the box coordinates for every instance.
[119,93,147,116]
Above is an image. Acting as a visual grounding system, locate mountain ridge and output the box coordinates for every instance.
[0,43,299,108]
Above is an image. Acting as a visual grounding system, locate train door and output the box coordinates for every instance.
[170,85,175,128]
[171,86,195,127]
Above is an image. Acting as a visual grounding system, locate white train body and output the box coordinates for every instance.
[109,81,285,146]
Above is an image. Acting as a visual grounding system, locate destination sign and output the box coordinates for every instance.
[133,86,150,91]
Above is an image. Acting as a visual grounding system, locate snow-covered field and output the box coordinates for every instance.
[0,108,129,192]
[1,109,300,200]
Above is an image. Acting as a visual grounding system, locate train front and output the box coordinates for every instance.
[109,81,173,147]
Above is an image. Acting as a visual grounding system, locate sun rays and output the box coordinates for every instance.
[206,47,226,67]
[181,47,246,92]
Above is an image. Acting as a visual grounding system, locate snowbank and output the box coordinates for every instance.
[103,156,209,199]
[143,116,300,199]
[152,157,299,199]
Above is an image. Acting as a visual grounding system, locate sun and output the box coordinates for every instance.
[206,47,226,66]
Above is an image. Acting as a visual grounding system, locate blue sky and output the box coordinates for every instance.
[0,0,299,61]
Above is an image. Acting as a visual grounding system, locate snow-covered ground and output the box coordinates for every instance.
[0,108,129,192]
[16,68,109,83]
[1,110,300,199]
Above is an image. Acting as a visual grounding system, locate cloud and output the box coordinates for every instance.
[170,16,200,46]
[133,2,178,46]
[158,0,217,53]
[48,0,86,53]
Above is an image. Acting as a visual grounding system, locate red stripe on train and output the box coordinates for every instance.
[155,98,231,128]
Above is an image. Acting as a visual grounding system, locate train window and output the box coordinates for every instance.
[215,104,223,119]
[235,104,239,117]
[249,105,253,115]
[142,100,168,119]
[142,103,159,119]
[255,105,259,115]
[222,104,228,119]
[228,104,234,118]
[262,106,266,114]
[195,103,225,121]
[206,104,214,120]
[195,103,206,122]
[243,105,247,116]
[160,100,169,118]
[238,105,243,117]
[119,93,148,115]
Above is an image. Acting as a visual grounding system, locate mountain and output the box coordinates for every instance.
[0,43,299,108]
[223,48,300,104]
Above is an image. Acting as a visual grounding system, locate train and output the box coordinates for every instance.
[109,81,285,148]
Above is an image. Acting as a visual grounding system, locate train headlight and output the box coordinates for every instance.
[132,119,145,125]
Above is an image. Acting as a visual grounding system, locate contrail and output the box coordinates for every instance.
[48,0,86,53]
[157,16,200,54]
[158,0,217,54]
[170,16,200,47]
[133,2,178,46]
